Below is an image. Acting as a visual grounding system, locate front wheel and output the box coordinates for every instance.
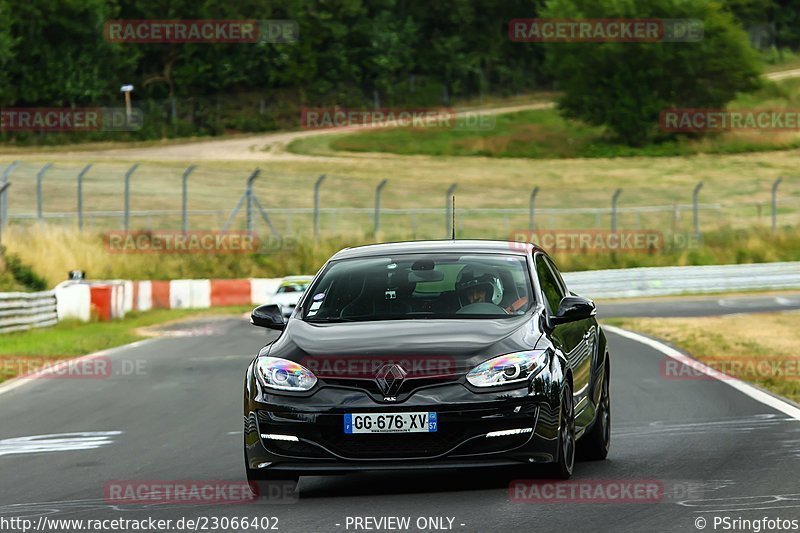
[550,381,575,479]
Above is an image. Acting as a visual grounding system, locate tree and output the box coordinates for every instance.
[2,0,136,107]
[542,0,762,145]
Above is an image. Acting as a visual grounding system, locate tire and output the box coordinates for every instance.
[578,360,611,461]
[245,446,299,502]
[550,381,575,479]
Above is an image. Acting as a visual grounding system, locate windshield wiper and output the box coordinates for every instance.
[304,317,358,323]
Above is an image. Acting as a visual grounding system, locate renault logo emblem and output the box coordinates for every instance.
[375,364,406,397]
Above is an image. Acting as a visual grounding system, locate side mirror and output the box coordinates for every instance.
[251,304,286,330]
[550,295,596,326]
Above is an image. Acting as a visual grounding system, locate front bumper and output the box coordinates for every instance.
[244,372,563,474]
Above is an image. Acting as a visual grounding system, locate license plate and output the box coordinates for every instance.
[344,412,437,434]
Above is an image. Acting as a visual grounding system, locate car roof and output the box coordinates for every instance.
[329,239,544,261]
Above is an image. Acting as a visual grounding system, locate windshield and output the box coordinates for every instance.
[302,253,534,322]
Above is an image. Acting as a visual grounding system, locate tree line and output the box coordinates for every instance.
[0,0,793,144]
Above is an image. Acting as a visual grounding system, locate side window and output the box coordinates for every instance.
[535,256,565,314]
[544,256,568,296]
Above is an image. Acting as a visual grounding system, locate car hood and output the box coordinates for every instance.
[263,314,543,374]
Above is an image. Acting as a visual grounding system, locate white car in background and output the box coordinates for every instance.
[271,276,314,317]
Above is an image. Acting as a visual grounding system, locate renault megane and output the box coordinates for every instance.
[244,240,611,488]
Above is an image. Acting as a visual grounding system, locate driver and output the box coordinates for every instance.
[455,268,504,308]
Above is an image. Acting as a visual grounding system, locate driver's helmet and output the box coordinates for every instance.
[455,268,504,306]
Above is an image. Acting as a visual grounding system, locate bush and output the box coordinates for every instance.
[542,0,762,146]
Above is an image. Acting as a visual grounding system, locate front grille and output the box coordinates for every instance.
[320,375,464,400]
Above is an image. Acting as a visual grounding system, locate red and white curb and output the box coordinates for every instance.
[55,278,283,322]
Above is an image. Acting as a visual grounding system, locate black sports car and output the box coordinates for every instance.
[244,240,610,489]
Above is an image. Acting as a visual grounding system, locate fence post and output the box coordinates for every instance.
[77,164,92,231]
[529,186,540,231]
[245,168,261,234]
[772,176,783,233]
[445,183,458,238]
[1,161,18,231]
[313,174,326,239]
[123,163,139,231]
[611,188,623,233]
[0,181,10,246]
[374,179,388,238]
[692,181,704,241]
[181,164,196,233]
[36,163,53,222]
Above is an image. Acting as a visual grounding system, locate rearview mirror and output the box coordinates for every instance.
[251,304,286,330]
[550,295,596,326]
[408,270,444,283]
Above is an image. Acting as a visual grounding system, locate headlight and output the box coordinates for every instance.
[466,350,550,387]
[255,357,317,391]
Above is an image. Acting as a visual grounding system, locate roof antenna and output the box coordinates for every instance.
[451,195,456,240]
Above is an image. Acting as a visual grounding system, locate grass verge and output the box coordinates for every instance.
[604,312,800,403]
[303,79,800,159]
[0,306,252,383]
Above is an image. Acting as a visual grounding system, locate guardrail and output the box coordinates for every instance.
[2,262,800,334]
[564,261,800,299]
[0,290,58,334]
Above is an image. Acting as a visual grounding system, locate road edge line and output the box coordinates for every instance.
[0,338,159,397]
[603,324,800,422]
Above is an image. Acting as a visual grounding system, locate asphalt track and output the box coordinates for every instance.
[0,296,799,533]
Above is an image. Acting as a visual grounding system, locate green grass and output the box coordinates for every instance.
[293,79,800,160]
[605,312,800,403]
[0,306,252,382]
[321,107,800,159]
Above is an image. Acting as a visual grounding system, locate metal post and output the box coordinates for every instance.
[313,174,326,240]
[772,177,783,233]
[1,161,18,231]
[123,163,139,231]
[0,181,10,246]
[373,179,389,238]
[181,164,196,233]
[692,181,704,241]
[611,188,623,233]
[445,183,458,238]
[529,186,540,230]
[245,168,261,234]
[77,164,92,231]
[251,194,280,238]
[36,163,52,221]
